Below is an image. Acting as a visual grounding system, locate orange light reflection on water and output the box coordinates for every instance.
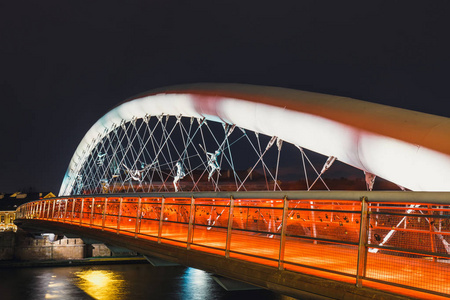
[74,269,126,300]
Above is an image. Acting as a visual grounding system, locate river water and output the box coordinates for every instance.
[0,263,296,300]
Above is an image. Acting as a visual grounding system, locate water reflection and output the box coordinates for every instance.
[34,271,71,299]
[181,268,215,300]
[0,264,293,300]
[74,269,126,300]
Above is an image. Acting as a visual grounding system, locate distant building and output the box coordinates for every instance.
[0,192,54,232]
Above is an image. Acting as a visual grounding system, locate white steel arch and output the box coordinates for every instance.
[59,83,450,195]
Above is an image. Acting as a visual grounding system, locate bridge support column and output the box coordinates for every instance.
[356,196,369,287]
[187,196,195,250]
[278,196,288,270]
[225,196,235,258]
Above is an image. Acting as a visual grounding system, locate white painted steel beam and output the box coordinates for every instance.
[60,83,450,195]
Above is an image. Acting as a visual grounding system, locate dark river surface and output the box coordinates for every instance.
[0,263,297,300]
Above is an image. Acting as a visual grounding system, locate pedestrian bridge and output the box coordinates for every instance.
[15,83,450,299]
[15,191,450,299]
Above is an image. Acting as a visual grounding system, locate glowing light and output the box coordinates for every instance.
[74,269,126,300]
[181,268,214,299]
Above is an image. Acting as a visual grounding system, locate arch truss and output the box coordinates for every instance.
[66,113,341,195]
[60,84,450,196]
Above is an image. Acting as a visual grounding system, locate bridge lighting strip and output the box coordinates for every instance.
[366,244,450,259]
[371,211,450,218]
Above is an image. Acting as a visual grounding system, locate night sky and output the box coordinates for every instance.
[1,1,450,194]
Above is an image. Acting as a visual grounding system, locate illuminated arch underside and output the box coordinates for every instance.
[60,83,450,195]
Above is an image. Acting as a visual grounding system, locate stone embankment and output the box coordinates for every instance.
[0,229,144,267]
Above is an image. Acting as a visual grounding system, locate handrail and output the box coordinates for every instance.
[28,190,450,204]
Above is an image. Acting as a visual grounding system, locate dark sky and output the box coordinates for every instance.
[1,1,449,193]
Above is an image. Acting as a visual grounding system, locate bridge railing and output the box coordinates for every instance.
[16,191,450,297]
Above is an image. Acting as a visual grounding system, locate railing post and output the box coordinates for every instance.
[38,201,43,219]
[187,196,195,250]
[428,205,437,262]
[278,196,289,270]
[356,196,369,287]
[135,197,142,238]
[43,200,47,219]
[47,200,51,219]
[43,201,47,219]
[90,197,95,227]
[63,199,68,222]
[117,197,123,234]
[102,197,108,231]
[51,199,56,220]
[225,196,235,258]
[70,198,75,223]
[30,203,35,219]
[80,198,84,226]
[57,200,62,221]
[158,197,165,243]
[310,200,317,244]
[31,203,35,218]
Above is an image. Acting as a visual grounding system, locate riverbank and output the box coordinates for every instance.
[0,256,148,268]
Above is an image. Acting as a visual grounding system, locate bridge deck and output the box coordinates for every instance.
[16,195,450,299]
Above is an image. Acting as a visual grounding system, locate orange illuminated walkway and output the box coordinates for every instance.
[16,191,450,299]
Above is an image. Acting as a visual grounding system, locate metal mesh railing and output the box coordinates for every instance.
[365,202,450,295]
[15,191,450,298]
